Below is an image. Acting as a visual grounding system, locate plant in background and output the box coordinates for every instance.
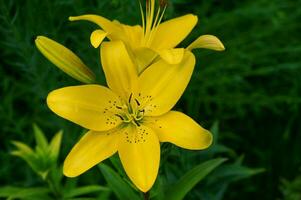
[280,175,301,200]
[0,125,109,200]
[11,124,62,181]
[0,123,262,200]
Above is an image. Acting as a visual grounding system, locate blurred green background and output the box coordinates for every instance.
[0,0,300,199]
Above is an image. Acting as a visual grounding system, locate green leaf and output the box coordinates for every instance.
[164,158,227,200]
[64,185,109,198]
[11,141,34,155]
[11,141,39,171]
[33,124,48,150]
[98,163,140,200]
[49,130,63,162]
[0,186,49,199]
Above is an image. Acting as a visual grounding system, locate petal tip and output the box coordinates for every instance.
[187,14,198,25]
[63,164,79,178]
[90,29,108,48]
[68,16,75,21]
[203,130,213,149]
[35,36,46,46]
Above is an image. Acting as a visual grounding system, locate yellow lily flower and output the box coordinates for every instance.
[69,0,225,73]
[47,41,212,192]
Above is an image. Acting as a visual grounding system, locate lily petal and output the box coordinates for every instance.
[90,29,108,48]
[118,125,160,192]
[150,14,198,50]
[35,36,95,83]
[69,15,122,40]
[133,47,158,74]
[157,48,185,64]
[47,85,122,131]
[101,41,138,99]
[138,51,195,116]
[187,35,225,51]
[145,111,212,150]
[121,24,143,49]
[64,130,119,177]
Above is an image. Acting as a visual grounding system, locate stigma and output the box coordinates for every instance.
[114,93,145,126]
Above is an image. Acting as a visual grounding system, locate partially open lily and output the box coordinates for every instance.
[69,0,224,73]
[46,41,212,192]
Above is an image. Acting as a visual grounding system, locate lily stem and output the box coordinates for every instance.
[143,192,150,200]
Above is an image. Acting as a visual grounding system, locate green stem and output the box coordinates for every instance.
[143,192,150,200]
[46,175,60,198]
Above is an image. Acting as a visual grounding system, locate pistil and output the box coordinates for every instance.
[114,94,145,126]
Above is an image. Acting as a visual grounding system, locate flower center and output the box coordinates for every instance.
[140,0,167,47]
[115,93,145,126]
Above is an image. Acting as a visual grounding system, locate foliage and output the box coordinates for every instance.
[280,175,301,200]
[0,125,109,199]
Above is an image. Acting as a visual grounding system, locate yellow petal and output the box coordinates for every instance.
[64,130,119,177]
[157,48,184,64]
[35,36,95,83]
[138,51,195,116]
[150,14,198,50]
[121,24,143,49]
[187,35,225,51]
[69,15,122,40]
[47,85,122,131]
[90,29,108,48]
[145,111,212,150]
[101,41,138,100]
[118,125,160,192]
[133,47,158,74]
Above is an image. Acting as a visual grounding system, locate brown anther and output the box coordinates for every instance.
[159,0,168,8]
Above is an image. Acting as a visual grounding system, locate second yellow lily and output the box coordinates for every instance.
[69,0,224,73]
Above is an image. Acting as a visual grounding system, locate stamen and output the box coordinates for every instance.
[116,106,122,109]
[147,5,166,45]
[139,1,146,37]
[133,120,140,127]
[135,98,141,106]
[128,93,133,104]
[140,0,167,46]
[115,114,124,120]
[159,0,168,8]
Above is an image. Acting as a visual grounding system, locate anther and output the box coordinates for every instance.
[129,93,133,104]
[116,106,122,109]
[133,120,140,127]
[159,0,168,8]
[115,114,124,120]
[135,98,141,106]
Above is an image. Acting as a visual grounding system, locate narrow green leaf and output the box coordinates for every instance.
[98,163,140,200]
[64,185,109,198]
[11,141,34,155]
[164,158,227,200]
[33,124,48,150]
[66,186,105,197]
[0,186,49,198]
[11,141,38,170]
[49,130,63,162]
